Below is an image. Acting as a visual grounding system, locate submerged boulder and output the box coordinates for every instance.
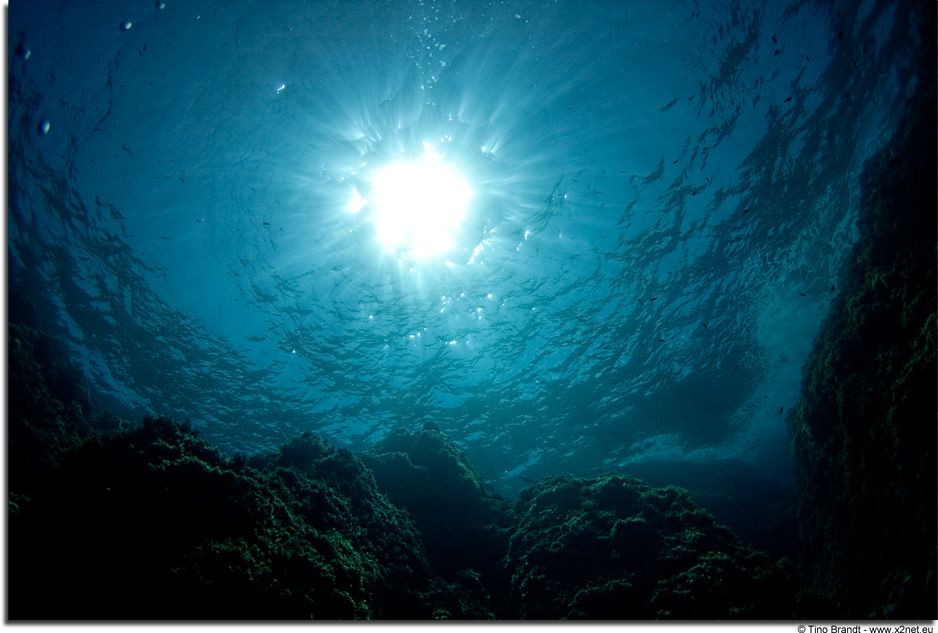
[506,473,796,619]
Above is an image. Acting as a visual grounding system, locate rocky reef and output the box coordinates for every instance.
[8,322,809,619]
[788,78,936,617]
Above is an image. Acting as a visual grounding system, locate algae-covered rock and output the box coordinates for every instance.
[623,459,797,560]
[362,422,514,617]
[506,473,796,619]
[788,79,936,618]
[9,418,441,620]
[7,322,97,496]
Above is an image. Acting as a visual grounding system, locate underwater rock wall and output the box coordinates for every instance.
[788,75,937,617]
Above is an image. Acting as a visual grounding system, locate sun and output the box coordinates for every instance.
[357,143,474,259]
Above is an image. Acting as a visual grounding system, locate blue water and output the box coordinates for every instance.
[8,0,925,496]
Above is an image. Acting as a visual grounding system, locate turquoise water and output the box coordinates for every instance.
[8,0,925,496]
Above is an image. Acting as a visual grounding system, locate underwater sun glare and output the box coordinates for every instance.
[359,142,474,259]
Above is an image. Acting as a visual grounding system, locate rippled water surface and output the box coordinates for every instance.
[8,0,926,494]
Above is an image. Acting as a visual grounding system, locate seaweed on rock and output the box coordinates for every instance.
[14,322,906,620]
[7,322,98,498]
[788,75,937,619]
[506,473,797,619]
[9,417,443,620]
[623,459,797,560]
[363,422,514,618]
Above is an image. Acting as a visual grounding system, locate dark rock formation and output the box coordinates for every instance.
[7,322,96,498]
[504,472,797,619]
[622,459,797,560]
[362,423,514,618]
[9,418,443,619]
[788,79,937,618]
